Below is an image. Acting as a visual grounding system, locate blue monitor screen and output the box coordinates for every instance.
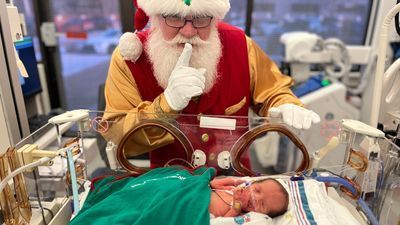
[15,37,42,97]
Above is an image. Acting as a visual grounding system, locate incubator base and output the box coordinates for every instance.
[28,198,66,225]
[47,198,72,225]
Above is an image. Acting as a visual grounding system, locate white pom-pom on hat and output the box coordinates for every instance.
[119,32,143,62]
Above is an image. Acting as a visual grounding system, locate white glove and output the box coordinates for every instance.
[164,43,206,111]
[268,103,320,129]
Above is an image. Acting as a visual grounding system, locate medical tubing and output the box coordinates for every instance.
[323,38,351,79]
[67,148,80,214]
[314,176,357,196]
[311,136,340,169]
[105,141,118,170]
[382,58,400,104]
[78,123,88,180]
[370,3,400,126]
[315,176,380,225]
[357,198,380,225]
[347,54,377,95]
[0,157,51,194]
[33,171,48,225]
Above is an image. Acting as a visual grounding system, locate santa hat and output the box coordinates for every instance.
[138,0,230,20]
[119,0,230,62]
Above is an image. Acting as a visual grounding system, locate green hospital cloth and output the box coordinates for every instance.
[69,167,215,225]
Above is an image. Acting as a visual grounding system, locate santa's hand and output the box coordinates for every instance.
[268,103,320,129]
[164,43,206,111]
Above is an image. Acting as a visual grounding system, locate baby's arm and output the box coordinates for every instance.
[210,177,245,190]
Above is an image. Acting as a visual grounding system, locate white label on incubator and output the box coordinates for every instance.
[199,116,236,130]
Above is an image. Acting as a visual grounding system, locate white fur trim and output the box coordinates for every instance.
[137,0,230,19]
[118,32,143,62]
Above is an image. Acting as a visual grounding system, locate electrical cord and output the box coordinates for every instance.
[347,54,377,95]
[0,145,76,194]
[32,170,48,225]
[44,207,54,220]
[0,157,51,193]
[31,207,55,221]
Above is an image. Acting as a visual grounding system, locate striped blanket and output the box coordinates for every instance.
[273,179,362,225]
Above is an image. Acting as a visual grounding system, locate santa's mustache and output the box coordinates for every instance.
[165,34,209,46]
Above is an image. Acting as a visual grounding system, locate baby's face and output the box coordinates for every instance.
[233,180,286,216]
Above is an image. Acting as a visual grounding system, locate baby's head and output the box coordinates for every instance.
[234,178,289,218]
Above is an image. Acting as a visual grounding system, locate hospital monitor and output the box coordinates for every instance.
[248,0,374,65]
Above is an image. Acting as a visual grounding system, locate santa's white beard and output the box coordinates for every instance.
[145,25,222,93]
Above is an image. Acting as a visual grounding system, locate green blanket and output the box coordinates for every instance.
[69,167,215,225]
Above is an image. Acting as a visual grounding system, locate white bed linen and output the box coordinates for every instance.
[210,212,272,225]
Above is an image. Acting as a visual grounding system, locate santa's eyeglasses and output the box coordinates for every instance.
[162,15,213,28]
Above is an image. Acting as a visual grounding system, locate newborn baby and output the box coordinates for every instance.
[209,177,289,218]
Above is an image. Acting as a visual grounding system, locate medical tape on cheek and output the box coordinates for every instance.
[249,187,257,210]
[237,182,256,211]
[233,201,242,211]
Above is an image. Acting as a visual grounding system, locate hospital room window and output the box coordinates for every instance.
[251,0,373,65]
[53,1,122,110]
[224,0,247,30]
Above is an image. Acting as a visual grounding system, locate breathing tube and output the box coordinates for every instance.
[314,176,379,225]
[357,198,380,225]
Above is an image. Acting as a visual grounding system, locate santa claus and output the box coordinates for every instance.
[102,0,320,172]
